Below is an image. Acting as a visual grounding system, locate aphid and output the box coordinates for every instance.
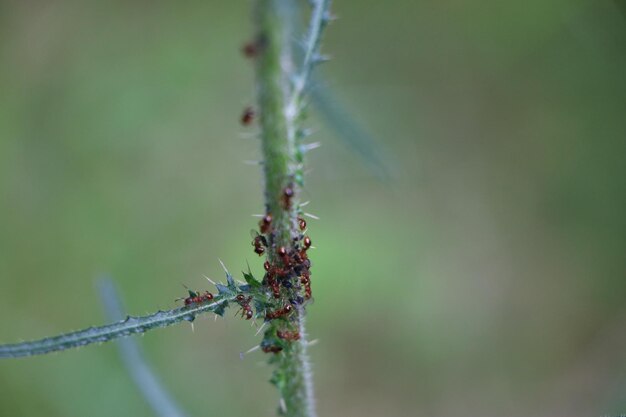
[241,106,255,126]
[282,185,294,209]
[277,329,300,341]
[259,214,272,234]
[298,217,306,231]
[266,304,293,320]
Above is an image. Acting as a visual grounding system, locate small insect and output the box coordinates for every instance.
[178,289,214,305]
[236,294,254,320]
[298,217,306,231]
[302,236,311,250]
[241,106,255,126]
[277,246,290,266]
[259,213,272,234]
[264,261,271,271]
[300,273,312,300]
[266,303,293,320]
[266,274,281,298]
[242,41,258,58]
[269,279,281,299]
[252,232,268,256]
[241,34,268,59]
[262,345,283,354]
[282,185,294,209]
[277,329,300,341]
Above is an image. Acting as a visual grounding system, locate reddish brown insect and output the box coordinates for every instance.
[252,234,267,256]
[298,217,306,231]
[277,246,290,266]
[180,290,214,305]
[259,214,272,234]
[300,273,312,300]
[270,280,281,298]
[277,329,300,341]
[302,236,311,250]
[262,345,283,354]
[242,41,258,58]
[236,294,254,320]
[266,303,293,320]
[264,260,271,271]
[240,106,255,126]
[266,273,281,299]
[282,185,294,209]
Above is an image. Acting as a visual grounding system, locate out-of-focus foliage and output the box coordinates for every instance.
[0,1,625,416]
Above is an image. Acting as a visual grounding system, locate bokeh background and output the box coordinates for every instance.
[1,1,625,416]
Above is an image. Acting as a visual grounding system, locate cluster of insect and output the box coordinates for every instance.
[175,36,314,355]
[176,198,312,355]
[254,193,313,353]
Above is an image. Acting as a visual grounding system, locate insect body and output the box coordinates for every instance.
[265,304,293,320]
[277,329,300,341]
[178,289,214,306]
[236,294,254,320]
[241,107,255,126]
[259,214,272,234]
[282,185,294,209]
[262,345,283,354]
[252,232,268,256]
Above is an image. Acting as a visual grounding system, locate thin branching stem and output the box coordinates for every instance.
[287,0,332,114]
[0,298,231,359]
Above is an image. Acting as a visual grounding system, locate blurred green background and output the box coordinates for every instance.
[1,1,625,416]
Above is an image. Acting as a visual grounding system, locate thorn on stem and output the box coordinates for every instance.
[304,212,320,220]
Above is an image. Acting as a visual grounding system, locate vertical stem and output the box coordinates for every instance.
[254,1,316,416]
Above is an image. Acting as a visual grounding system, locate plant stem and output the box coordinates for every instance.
[0,298,231,358]
[254,1,317,416]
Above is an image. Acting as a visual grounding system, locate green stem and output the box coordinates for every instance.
[254,1,329,416]
[0,298,231,358]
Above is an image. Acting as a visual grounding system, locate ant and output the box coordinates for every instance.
[236,294,254,320]
[262,345,283,354]
[277,246,290,266]
[277,329,300,341]
[177,289,214,306]
[240,106,255,126]
[265,303,293,320]
[298,217,306,231]
[259,213,272,234]
[302,236,311,250]
[264,262,282,298]
[300,273,312,300]
[241,35,266,59]
[252,232,268,256]
[242,41,258,58]
[282,185,294,209]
